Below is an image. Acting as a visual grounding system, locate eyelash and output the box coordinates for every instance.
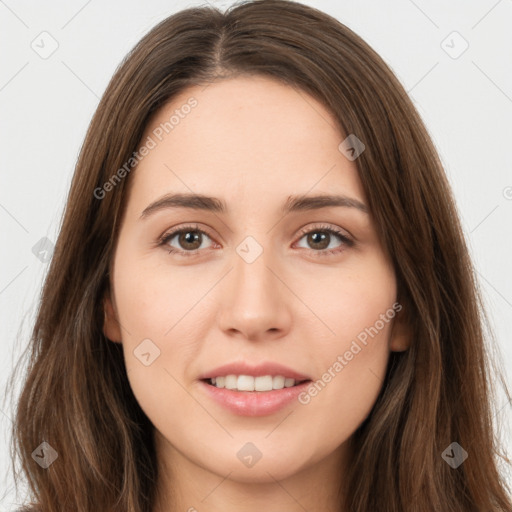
[157,223,354,258]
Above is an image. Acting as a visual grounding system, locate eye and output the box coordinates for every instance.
[294,224,354,256]
[158,224,216,257]
[158,223,354,258]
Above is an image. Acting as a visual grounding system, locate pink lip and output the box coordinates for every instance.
[198,361,311,381]
[199,379,312,416]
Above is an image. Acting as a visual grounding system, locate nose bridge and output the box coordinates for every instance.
[232,236,276,305]
[217,234,290,339]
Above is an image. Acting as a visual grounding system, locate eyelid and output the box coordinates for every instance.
[294,222,353,244]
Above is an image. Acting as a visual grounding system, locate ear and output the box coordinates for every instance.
[389,303,411,352]
[103,288,122,343]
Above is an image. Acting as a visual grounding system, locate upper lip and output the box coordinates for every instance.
[199,361,312,381]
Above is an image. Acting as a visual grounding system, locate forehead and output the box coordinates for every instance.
[126,75,366,214]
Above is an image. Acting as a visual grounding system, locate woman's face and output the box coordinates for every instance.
[104,75,409,486]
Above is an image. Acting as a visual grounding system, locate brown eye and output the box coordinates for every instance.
[176,230,203,250]
[295,225,354,256]
[160,225,215,256]
[305,231,331,250]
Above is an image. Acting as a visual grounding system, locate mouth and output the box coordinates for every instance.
[199,376,313,416]
[201,375,312,392]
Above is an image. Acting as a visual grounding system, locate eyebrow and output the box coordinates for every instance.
[140,192,369,219]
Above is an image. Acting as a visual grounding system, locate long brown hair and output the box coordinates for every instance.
[8,1,512,510]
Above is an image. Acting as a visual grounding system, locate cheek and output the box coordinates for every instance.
[308,251,396,351]
[296,257,396,432]
[112,245,191,340]
[111,247,209,418]
[296,318,393,455]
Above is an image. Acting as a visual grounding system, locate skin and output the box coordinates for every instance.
[103,75,411,512]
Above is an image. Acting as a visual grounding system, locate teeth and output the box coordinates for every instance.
[273,375,285,389]
[225,375,237,389]
[284,377,295,388]
[238,375,255,391]
[208,374,303,391]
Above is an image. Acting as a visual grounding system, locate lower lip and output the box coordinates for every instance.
[199,379,312,416]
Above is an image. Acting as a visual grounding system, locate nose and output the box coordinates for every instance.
[216,245,292,342]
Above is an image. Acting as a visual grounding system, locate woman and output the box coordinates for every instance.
[9,0,512,510]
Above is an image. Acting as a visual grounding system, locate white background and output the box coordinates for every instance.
[1,0,511,508]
